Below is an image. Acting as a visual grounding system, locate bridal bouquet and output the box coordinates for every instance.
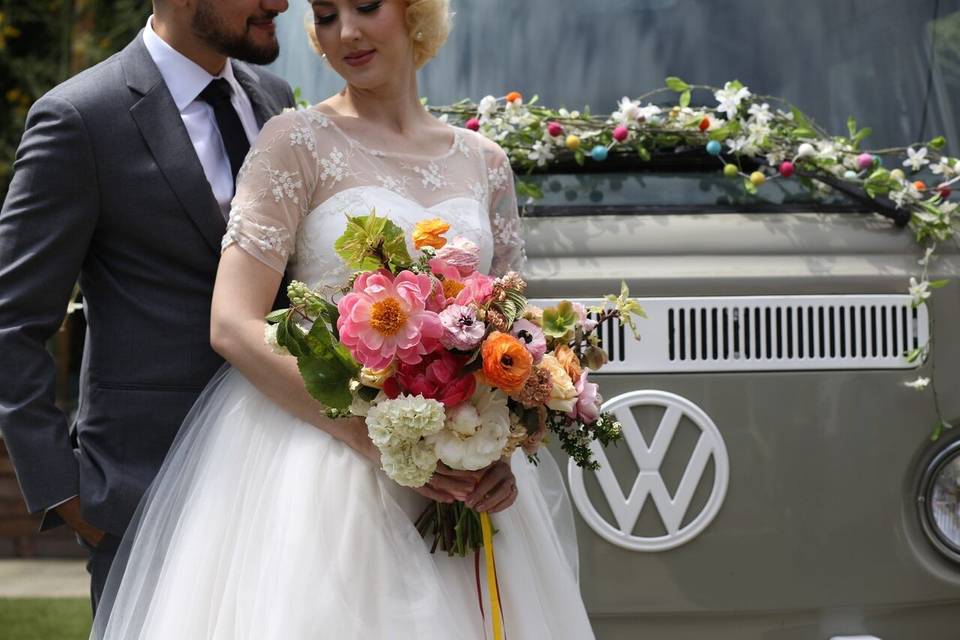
[266,211,644,556]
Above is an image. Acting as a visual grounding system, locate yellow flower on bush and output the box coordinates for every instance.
[412,218,450,249]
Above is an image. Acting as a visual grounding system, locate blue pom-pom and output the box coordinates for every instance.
[844,170,858,180]
[706,140,722,156]
[591,145,609,162]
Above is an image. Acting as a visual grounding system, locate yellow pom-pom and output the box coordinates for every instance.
[750,171,766,187]
[565,135,581,151]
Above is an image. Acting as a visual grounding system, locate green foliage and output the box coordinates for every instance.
[334,209,412,272]
[0,0,150,195]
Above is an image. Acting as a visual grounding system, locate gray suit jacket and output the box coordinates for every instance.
[0,34,295,535]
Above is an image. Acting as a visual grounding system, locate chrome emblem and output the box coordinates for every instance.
[568,390,730,552]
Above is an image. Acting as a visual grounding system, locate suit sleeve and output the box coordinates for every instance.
[0,94,99,520]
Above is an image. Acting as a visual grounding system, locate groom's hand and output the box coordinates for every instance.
[54,497,106,548]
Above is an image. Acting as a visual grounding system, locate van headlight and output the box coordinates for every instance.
[919,439,960,561]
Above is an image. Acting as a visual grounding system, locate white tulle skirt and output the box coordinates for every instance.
[91,366,595,639]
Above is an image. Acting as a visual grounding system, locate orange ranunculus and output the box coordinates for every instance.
[553,344,583,382]
[412,218,450,249]
[481,331,533,393]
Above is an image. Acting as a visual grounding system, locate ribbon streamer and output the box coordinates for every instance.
[480,512,504,640]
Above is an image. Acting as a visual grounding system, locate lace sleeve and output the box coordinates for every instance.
[222,110,318,273]
[484,143,526,276]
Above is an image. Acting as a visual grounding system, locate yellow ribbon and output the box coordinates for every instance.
[480,512,503,640]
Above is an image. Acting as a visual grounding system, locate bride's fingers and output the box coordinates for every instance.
[464,462,512,508]
[471,479,514,512]
[427,475,473,499]
[414,484,456,503]
[485,484,519,513]
[433,463,483,484]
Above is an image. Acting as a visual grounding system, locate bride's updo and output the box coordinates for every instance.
[306,0,452,69]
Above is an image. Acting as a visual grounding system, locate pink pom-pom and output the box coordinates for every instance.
[857,153,873,170]
[613,125,629,143]
[938,186,952,200]
[779,161,795,178]
[547,121,564,137]
[465,117,480,131]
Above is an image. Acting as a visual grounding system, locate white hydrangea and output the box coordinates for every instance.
[380,438,438,487]
[366,394,446,446]
[263,323,290,356]
[427,387,510,471]
[365,394,446,487]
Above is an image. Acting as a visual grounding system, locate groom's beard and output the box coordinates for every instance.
[192,2,281,66]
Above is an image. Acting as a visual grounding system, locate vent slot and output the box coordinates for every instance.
[530,295,929,374]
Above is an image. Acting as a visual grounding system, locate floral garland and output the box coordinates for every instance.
[429,78,959,441]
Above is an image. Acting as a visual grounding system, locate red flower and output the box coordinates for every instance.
[383,350,476,408]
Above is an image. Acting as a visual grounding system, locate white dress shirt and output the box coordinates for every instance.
[142,17,260,219]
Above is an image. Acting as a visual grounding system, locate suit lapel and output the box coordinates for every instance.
[121,35,225,255]
[232,61,280,128]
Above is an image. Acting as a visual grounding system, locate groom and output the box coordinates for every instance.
[0,0,293,610]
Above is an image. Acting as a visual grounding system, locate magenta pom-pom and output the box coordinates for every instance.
[465,118,480,132]
[779,161,795,178]
[613,125,629,143]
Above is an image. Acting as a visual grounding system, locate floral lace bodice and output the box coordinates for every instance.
[222,107,524,289]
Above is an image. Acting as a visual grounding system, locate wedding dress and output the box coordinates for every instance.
[91,107,596,639]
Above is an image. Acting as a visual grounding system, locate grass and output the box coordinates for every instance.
[0,599,91,640]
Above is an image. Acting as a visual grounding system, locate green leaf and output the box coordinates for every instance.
[928,279,950,289]
[334,209,412,271]
[930,136,947,150]
[297,319,360,410]
[665,76,690,92]
[265,308,288,324]
[318,299,341,340]
[515,180,544,200]
[679,90,691,108]
[847,116,857,139]
[904,347,922,364]
[542,300,579,338]
[852,127,872,148]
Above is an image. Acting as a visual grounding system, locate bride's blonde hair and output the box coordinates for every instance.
[305,0,452,69]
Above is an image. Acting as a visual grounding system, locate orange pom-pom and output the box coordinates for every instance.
[914,180,927,191]
[505,91,523,104]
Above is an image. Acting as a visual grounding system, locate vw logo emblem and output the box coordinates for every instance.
[568,390,730,552]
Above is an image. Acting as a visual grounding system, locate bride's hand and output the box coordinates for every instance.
[423,462,482,502]
[464,460,518,513]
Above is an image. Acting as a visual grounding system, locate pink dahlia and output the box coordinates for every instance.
[337,270,443,370]
[429,258,494,306]
[383,350,476,408]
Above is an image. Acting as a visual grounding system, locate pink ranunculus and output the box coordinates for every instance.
[510,318,547,363]
[569,370,602,423]
[383,350,476,408]
[435,236,480,276]
[336,270,443,371]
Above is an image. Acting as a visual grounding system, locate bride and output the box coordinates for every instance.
[91,0,595,637]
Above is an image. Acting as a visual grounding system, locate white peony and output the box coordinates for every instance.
[427,387,511,471]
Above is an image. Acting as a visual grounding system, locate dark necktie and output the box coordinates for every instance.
[198,78,250,187]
